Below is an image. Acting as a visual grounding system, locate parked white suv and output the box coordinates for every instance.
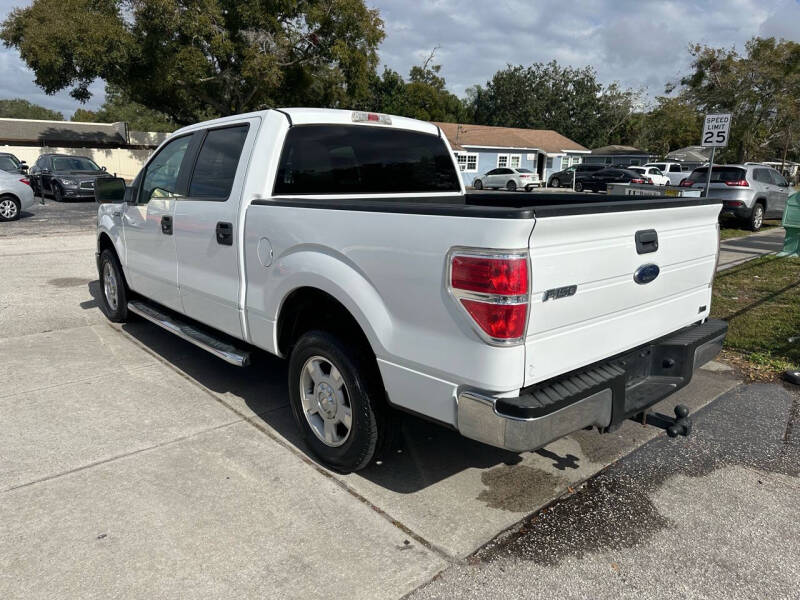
[644,162,689,186]
[95,108,727,472]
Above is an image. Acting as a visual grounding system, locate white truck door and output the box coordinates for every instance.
[173,118,259,339]
[123,133,194,313]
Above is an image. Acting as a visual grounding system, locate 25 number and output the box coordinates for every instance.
[703,130,727,144]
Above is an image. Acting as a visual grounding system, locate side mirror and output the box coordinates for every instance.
[95,177,127,204]
[101,166,107,171]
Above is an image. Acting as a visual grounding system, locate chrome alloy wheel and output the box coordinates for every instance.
[753,205,763,230]
[299,355,352,447]
[0,198,18,219]
[103,261,119,311]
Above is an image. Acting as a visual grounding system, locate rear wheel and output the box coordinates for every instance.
[748,202,764,231]
[551,177,560,188]
[0,195,20,221]
[506,180,517,191]
[288,330,386,473]
[473,179,483,190]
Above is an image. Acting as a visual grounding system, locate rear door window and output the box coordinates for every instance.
[669,164,682,172]
[188,125,249,199]
[274,125,461,195]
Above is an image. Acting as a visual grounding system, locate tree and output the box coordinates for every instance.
[676,37,800,163]
[71,85,175,131]
[640,96,703,156]
[2,0,385,125]
[366,52,470,123]
[467,61,640,148]
[0,98,63,120]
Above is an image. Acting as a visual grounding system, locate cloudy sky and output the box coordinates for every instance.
[1,0,800,117]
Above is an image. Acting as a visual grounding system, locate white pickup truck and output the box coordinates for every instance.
[95,108,727,472]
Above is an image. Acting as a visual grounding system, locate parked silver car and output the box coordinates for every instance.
[681,163,791,231]
[472,167,540,191]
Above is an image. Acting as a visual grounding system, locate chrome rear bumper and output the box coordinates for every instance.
[456,319,727,453]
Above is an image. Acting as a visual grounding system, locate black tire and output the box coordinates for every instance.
[551,177,560,188]
[98,248,129,322]
[473,179,483,190]
[525,184,533,192]
[0,195,21,221]
[748,202,765,232]
[288,330,386,473]
[506,180,517,191]
[53,184,64,203]
[575,181,584,192]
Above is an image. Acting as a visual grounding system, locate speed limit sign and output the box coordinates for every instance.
[702,113,731,147]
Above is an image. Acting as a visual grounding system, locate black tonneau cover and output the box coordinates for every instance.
[254,192,720,219]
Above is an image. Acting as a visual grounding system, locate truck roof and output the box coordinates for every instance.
[172,108,440,138]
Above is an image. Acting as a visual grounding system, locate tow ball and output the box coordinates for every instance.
[633,404,692,438]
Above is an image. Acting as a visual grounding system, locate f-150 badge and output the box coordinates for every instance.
[543,285,577,302]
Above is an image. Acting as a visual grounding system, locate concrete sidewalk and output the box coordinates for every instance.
[717,227,785,270]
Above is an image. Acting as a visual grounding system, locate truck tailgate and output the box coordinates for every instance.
[524,202,720,386]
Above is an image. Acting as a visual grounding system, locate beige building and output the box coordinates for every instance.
[0,118,169,180]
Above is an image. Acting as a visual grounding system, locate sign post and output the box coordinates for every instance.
[701,113,732,198]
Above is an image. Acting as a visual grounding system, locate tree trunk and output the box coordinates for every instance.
[780,130,790,174]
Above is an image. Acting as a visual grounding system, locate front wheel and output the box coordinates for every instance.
[473,179,483,190]
[288,330,386,473]
[575,182,584,192]
[550,177,560,188]
[98,249,129,322]
[506,180,517,191]
[53,184,64,203]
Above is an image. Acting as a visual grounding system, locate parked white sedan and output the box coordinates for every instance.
[0,171,35,221]
[629,166,670,186]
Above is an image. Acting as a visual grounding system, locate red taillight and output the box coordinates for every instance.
[724,200,744,207]
[450,252,529,343]
[724,179,749,187]
[630,178,646,184]
[451,255,528,295]
[519,174,530,179]
[680,179,694,187]
[460,300,528,340]
[19,178,30,186]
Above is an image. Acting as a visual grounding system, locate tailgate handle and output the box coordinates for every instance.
[635,229,658,254]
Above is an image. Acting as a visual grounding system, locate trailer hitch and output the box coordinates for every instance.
[633,404,692,438]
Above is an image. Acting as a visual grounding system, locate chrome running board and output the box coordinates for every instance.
[127,300,251,367]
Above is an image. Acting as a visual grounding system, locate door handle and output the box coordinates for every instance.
[216,221,233,246]
[161,215,173,235]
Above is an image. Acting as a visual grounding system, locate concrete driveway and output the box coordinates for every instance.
[0,200,750,599]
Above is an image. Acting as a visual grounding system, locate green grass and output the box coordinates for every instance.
[711,255,800,372]
[718,219,781,241]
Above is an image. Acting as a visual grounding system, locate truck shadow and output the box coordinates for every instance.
[107,299,529,493]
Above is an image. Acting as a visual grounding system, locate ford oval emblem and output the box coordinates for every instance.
[634,264,660,285]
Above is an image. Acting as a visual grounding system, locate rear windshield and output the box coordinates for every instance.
[274,125,460,195]
[689,166,746,182]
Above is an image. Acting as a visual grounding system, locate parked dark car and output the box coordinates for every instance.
[0,152,27,175]
[576,168,649,192]
[28,153,111,201]
[547,164,604,188]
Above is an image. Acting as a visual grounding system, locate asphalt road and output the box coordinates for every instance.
[0,195,97,238]
[411,382,800,600]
